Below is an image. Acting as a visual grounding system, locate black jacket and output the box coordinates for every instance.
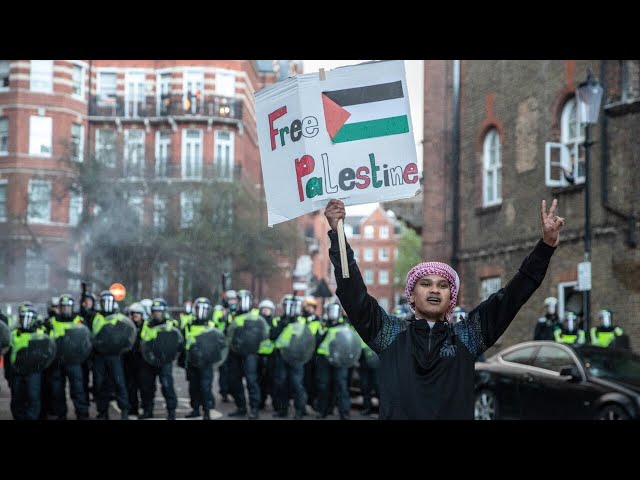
[328,231,555,420]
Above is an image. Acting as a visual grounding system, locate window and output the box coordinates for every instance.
[71,123,83,161]
[379,247,389,261]
[98,72,117,105]
[178,258,194,304]
[558,281,583,322]
[95,129,116,167]
[183,71,204,114]
[364,269,374,285]
[124,129,145,177]
[394,247,398,260]
[364,248,374,261]
[352,248,359,260]
[180,191,201,228]
[152,262,169,298]
[29,116,52,157]
[545,98,586,187]
[379,225,389,239]
[25,248,48,290]
[482,128,502,207]
[501,346,537,366]
[128,194,144,226]
[153,194,167,232]
[158,73,172,115]
[0,117,7,154]
[532,346,576,374]
[379,270,389,285]
[30,60,53,93]
[215,130,234,180]
[72,63,84,97]
[364,225,374,239]
[67,251,81,291]
[182,129,203,179]
[155,131,171,177]
[379,297,389,311]
[343,224,354,238]
[27,180,51,223]
[69,190,83,226]
[0,180,7,221]
[216,70,236,97]
[125,71,145,117]
[480,276,501,301]
[0,60,9,89]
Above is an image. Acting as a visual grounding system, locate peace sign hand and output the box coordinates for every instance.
[541,199,565,247]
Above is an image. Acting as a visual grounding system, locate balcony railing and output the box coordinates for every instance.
[90,94,243,121]
[108,159,242,182]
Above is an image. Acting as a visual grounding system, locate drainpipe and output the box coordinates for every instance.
[451,60,461,269]
[600,60,638,247]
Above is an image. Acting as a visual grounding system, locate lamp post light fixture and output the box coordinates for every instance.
[575,68,604,340]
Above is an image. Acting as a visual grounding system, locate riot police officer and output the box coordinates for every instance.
[591,309,627,348]
[256,299,277,411]
[123,302,145,418]
[217,289,238,402]
[554,311,586,344]
[46,294,90,420]
[139,298,178,420]
[534,297,560,341]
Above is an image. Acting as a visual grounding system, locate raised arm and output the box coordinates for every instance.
[325,200,401,351]
[455,199,565,356]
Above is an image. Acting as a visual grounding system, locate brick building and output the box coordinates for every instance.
[0,59,303,310]
[422,60,640,353]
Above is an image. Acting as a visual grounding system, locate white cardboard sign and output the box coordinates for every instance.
[255,60,420,226]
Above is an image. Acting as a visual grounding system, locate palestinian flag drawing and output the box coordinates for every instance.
[321,81,409,144]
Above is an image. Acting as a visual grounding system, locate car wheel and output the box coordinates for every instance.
[474,389,498,420]
[597,404,630,420]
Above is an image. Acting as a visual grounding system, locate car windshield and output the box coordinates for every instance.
[578,347,640,385]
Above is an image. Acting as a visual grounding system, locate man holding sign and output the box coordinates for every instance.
[324,198,565,420]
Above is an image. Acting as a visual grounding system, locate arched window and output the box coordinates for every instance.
[560,98,585,184]
[482,128,502,207]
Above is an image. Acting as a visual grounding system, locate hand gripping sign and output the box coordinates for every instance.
[256,61,420,277]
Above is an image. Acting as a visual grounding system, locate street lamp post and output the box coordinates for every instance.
[576,68,604,340]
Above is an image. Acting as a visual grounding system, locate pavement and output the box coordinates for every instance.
[0,360,378,421]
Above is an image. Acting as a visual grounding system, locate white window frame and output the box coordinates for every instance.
[67,251,82,291]
[71,123,84,162]
[379,225,389,239]
[155,131,171,177]
[482,128,502,207]
[29,116,52,157]
[0,179,7,221]
[71,62,85,99]
[379,269,389,285]
[343,223,354,238]
[364,225,374,239]
[182,129,203,179]
[69,190,83,226]
[215,70,236,98]
[153,193,167,232]
[364,248,374,262]
[214,130,234,181]
[97,70,117,106]
[0,116,8,155]
[125,70,146,117]
[180,191,201,228]
[128,193,144,226]
[27,179,51,223]
[364,269,374,285]
[0,60,9,91]
[30,60,53,93]
[157,72,172,115]
[379,247,390,262]
[152,262,169,298]
[558,281,582,321]
[124,129,145,177]
[183,70,204,113]
[545,98,586,188]
[95,129,116,167]
[352,248,359,260]
[25,247,49,290]
[480,276,501,302]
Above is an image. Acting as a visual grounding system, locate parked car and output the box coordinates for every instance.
[474,341,640,420]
